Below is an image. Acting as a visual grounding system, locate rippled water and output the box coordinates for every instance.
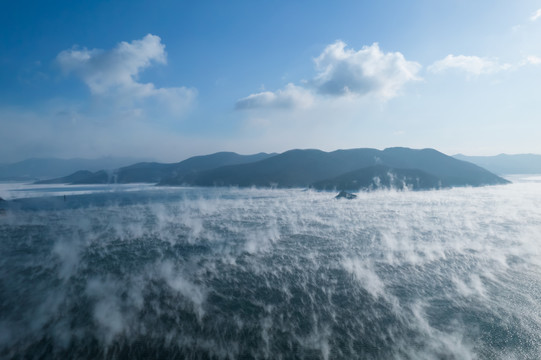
[1,178,541,359]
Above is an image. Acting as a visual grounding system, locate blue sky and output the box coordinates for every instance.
[1,0,541,162]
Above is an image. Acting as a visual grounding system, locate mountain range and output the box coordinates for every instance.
[36,152,276,185]
[453,154,541,175]
[0,157,148,181]
[34,148,509,191]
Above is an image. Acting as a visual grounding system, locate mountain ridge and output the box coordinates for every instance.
[0,157,149,181]
[36,152,277,185]
[168,147,508,189]
[32,147,510,191]
[453,153,541,175]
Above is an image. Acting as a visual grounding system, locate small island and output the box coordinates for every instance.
[335,191,357,199]
[34,147,510,192]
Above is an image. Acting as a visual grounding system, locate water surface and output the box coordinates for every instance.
[1,178,541,359]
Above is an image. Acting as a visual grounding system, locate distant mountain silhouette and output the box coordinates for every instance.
[166,147,508,189]
[170,148,378,187]
[37,152,276,185]
[33,148,509,190]
[36,170,109,185]
[378,148,507,187]
[454,154,541,175]
[151,152,275,184]
[312,165,441,191]
[0,157,147,181]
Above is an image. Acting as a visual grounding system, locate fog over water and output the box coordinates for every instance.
[1,176,541,359]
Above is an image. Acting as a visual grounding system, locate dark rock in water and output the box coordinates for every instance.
[0,196,4,202]
[336,191,357,199]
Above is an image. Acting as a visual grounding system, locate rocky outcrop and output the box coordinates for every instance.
[335,191,357,199]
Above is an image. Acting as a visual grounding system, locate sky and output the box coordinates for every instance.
[1,0,541,163]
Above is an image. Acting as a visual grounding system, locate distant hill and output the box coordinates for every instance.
[36,170,109,185]
[123,152,275,184]
[162,147,509,189]
[0,157,148,181]
[37,152,276,184]
[312,165,442,191]
[167,148,381,187]
[33,148,509,191]
[453,154,541,175]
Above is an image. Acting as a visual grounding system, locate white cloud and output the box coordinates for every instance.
[531,8,541,21]
[57,34,196,114]
[428,54,511,75]
[235,83,313,110]
[312,41,421,98]
[524,55,541,65]
[236,41,421,110]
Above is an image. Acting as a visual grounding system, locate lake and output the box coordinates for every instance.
[1,177,541,359]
